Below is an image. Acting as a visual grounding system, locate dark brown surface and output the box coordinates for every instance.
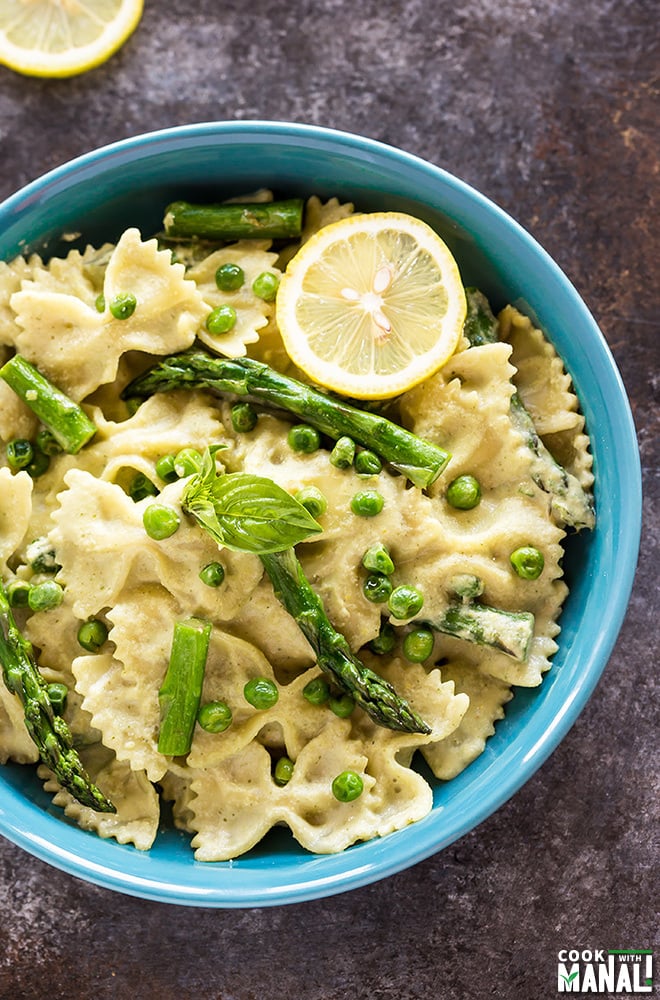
[0,2,657,998]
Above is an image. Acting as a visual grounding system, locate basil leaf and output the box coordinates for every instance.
[182,454,322,554]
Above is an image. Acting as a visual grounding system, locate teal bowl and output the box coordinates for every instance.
[0,122,641,906]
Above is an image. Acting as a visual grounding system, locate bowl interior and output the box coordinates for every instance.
[0,122,641,906]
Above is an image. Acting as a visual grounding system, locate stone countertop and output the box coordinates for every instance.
[0,2,657,997]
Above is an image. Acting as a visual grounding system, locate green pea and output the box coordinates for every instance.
[273,755,294,786]
[369,621,397,655]
[28,580,64,613]
[450,573,484,599]
[174,447,203,478]
[215,262,245,291]
[206,304,237,335]
[329,693,355,718]
[143,503,180,540]
[199,561,225,588]
[446,474,482,510]
[295,486,327,518]
[6,439,34,471]
[109,292,137,321]
[231,402,258,433]
[35,429,63,456]
[362,543,395,576]
[510,545,545,580]
[25,446,50,479]
[288,424,320,453]
[363,572,393,604]
[6,580,31,608]
[128,472,159,502]
[244,676,279,710]
[388,585,424,620]
[46,682,68,715]
[26,447,50,479]
[329,436,355,469]
[252,271,279,301]
[354,450,382,476]
[351,489,384,518]
[302,676,330,706]
[197,700,233,733]
[95,293,106,313]
[403,628,435,663]
[155,453,179,483]
[332,770,364,802]
[77,618,109,652]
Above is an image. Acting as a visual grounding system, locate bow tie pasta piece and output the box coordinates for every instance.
[300,195,355,243]
[401,341,525,487]
[228,576,320,674]
[230,412,447,651]
[186,656,333,772]
[400,342,570,686]
[420,662,513,780]
[353,655,469,752]
[500,306,587,437]
[0,468,32,575]
[159,772,196,835]
[73,589,300,782]
[38,743,159,851]
[0,379,38,443]
[27,390,233,521]
[25,244,115,307]
[86,391,238,487]
[275,196,355,273]
[10,228,208,400]
[50,470,262,622]
[0,255,41,435]
[24,599,84,675]
[0,683,38,764]
[0,254,39,346]
[73,648,169,784]
[500,305,595,493]
[187,240,282,358]
[181,656,467,860]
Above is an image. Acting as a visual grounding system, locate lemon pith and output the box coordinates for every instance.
[276,211,467,399]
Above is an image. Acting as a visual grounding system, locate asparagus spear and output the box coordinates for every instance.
[122,350,451,488]
[0,581,115,812]
[509,395,595,531]
[261,548,430,734]
[424,601,535,662]
[463,287,500,346]
[181,460,427,733]
[163,199,304,241]
[0,354,97,454]
[462,290,594,530]
[158,618,212,756]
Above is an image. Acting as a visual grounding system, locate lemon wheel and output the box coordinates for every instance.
[0,0,143,78]
[276,211,467,399]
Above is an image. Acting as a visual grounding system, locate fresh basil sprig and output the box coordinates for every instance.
[182,450,322,554]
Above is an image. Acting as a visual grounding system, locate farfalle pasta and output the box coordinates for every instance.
[0,196,594,859]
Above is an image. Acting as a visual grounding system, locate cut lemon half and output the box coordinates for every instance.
[276,211,467,399]
[0,0,143,78]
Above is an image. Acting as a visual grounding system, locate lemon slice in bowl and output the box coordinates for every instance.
[0,0,143,78]
[276,211,467,399]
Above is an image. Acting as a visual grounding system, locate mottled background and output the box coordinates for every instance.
[0,1,657,998]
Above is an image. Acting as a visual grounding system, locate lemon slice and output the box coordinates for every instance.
[276,211,467,399]
[0,0,143,78]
